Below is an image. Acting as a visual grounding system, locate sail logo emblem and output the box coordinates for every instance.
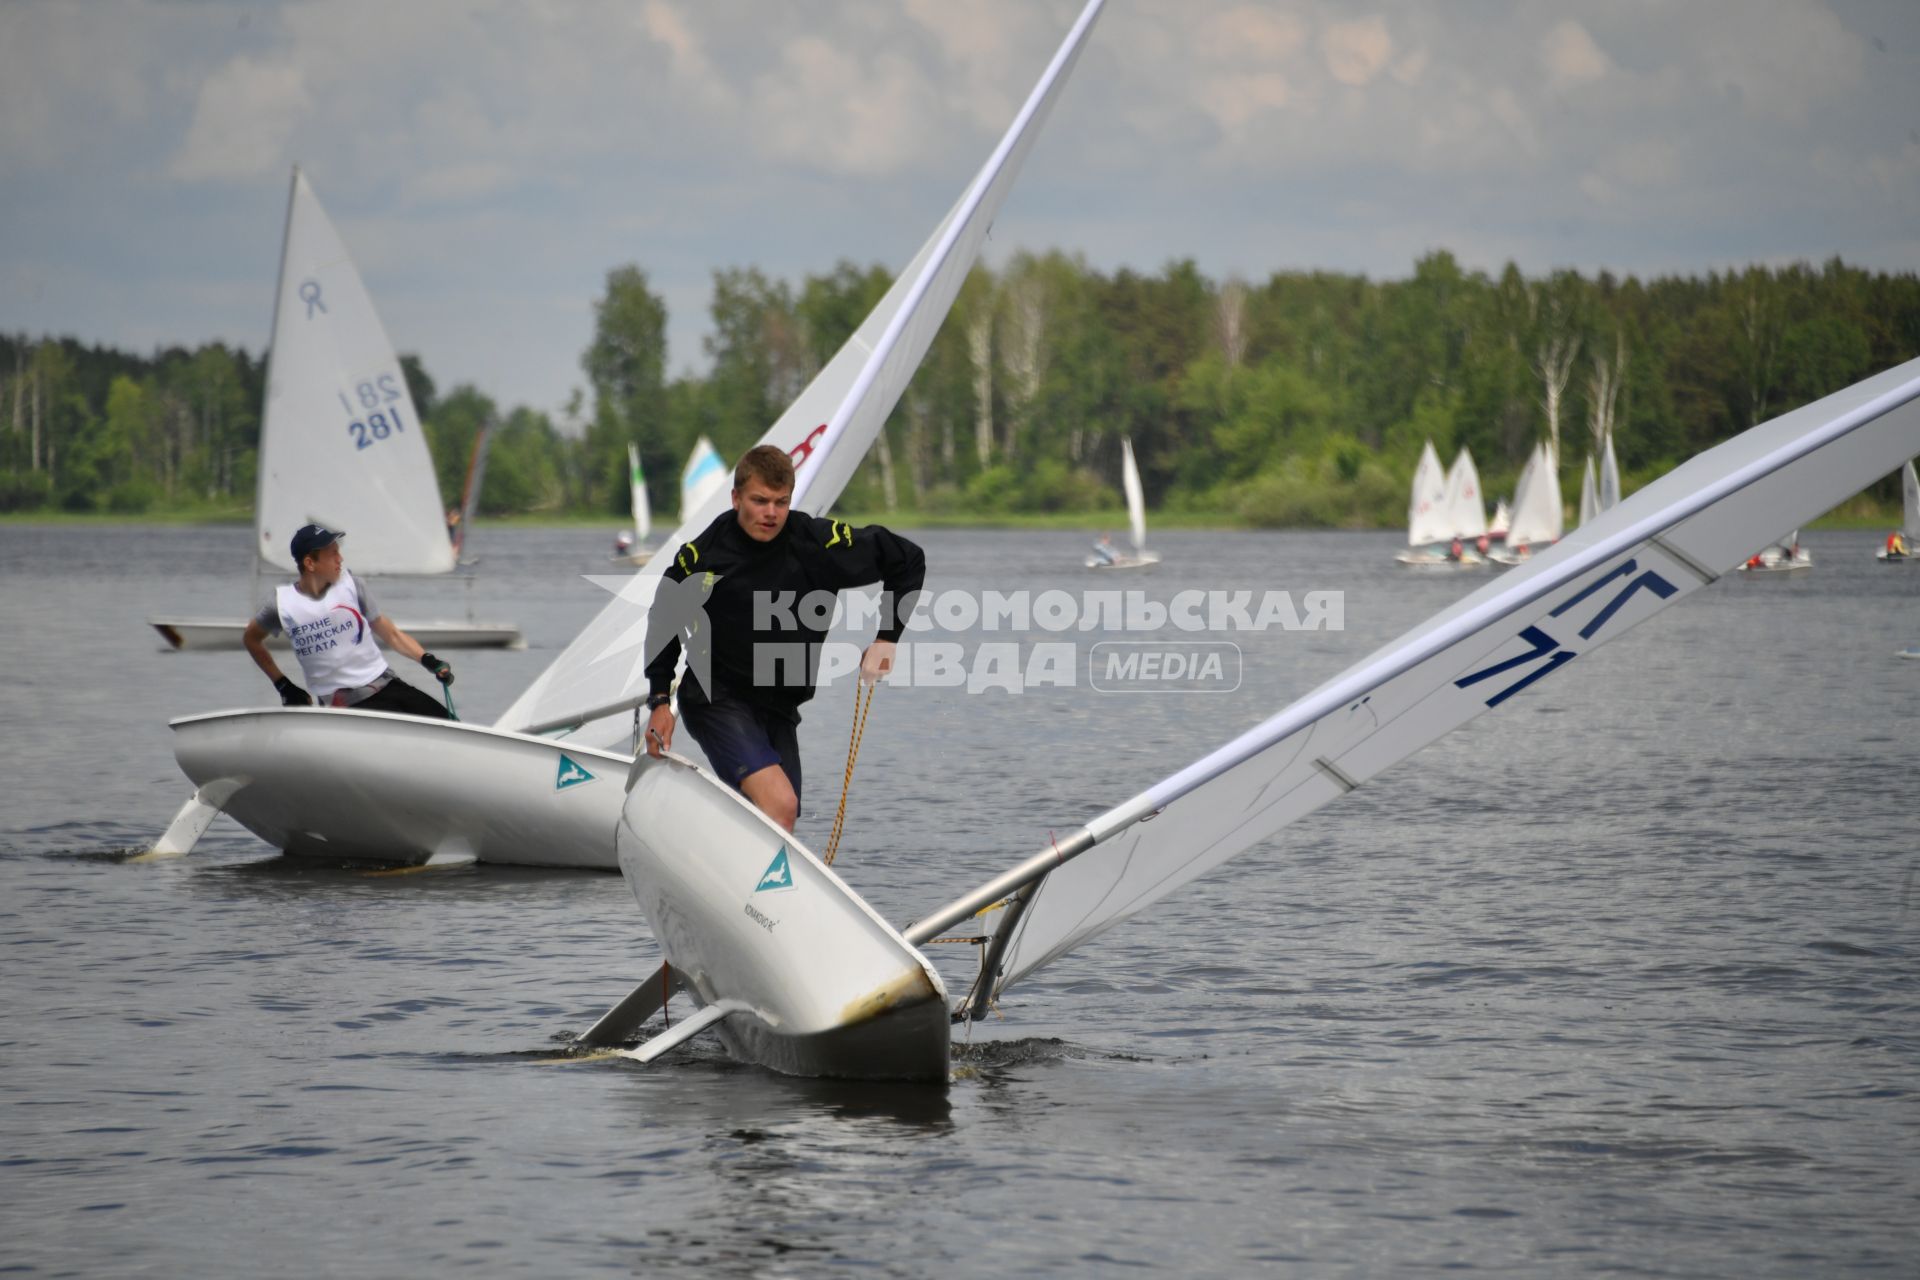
[754,846,795,893]
[554,754,596,790]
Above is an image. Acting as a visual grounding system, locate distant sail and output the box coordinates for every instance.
[629,443,651,543]
[1599,432,1622,511]
[679,437,726,521]
[1406,441,1450,546]
[1121,437,1148,555]
[1445,448,1488,539]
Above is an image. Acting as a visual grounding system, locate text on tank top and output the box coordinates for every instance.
[276,569,388,699]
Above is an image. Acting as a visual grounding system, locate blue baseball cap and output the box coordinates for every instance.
[290,523,345,561]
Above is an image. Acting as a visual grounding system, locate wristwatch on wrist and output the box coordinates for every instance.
[645,693,672,711]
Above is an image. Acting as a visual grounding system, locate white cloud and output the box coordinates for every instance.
[169,55,311,181]
[1321,17,1392,88]
[1542,21,1610,91]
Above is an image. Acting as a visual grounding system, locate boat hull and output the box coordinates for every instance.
[1084,553,1160,570]
[617,755,950,1083]
[152,618,525,651]
[1394,549,1486,570]
[169,708,628,867]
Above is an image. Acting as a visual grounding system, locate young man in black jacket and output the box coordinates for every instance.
[641,444,925,831]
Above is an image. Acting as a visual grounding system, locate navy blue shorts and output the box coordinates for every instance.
[680,690,802,809]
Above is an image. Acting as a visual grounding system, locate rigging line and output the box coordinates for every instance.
[820,679,878,867]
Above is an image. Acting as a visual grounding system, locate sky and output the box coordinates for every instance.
[3,0,1917,423]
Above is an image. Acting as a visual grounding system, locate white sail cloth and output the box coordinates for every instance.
[992,358,1920,994]
[1406,441,1449,546]
[256,170,452,576]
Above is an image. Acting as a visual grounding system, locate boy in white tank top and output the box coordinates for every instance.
[242,523,456,718]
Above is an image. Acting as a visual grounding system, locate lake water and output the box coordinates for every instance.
[2,523,1916,1276]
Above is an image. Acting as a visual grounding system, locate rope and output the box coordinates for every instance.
[820,678,878,867]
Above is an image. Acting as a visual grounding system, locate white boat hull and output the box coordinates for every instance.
[169,708,628,867]
[1084,552,1161,570]
[152,618,525,651]
[617,755,950,1083]
[1394,549,1486,570]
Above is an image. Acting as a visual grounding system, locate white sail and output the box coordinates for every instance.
[1903,459,1920,539]
[628,444,651,543]
[1599,432,1622,510]
[496,0,1107,737]
[1506,443,1564,547]
[1578,457,1600,526]
[1406,441,1450,546]
[983,357,1920,997]
[1445,447,1488,539]
[1488,499,1511,540]
[679,437,727,520]
[255,170,452,575]
[1121,437,1148,555]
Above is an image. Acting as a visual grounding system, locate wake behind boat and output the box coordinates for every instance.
[149,169,521,652]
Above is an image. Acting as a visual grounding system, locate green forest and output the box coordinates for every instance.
[4,251,1916,527]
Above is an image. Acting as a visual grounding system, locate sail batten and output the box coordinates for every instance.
[987,358,1920,996]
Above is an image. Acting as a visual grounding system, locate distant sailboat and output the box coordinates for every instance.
[149,170,521,652]
[1488,443,1563,566]
[1578,456,1600,527]
[612,444,655,565]
[680,436,729,520]
[1739,528,1813,573]
[1396,441,1454,568]
[1874,459,1918,562]
[1599,432,1622,511]
[1086,437,1160,569]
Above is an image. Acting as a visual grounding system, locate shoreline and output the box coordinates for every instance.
[1,506,1902,532]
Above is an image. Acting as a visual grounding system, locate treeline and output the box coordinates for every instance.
[5,252,1917,524]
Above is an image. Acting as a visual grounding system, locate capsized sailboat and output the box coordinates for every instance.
[149,169,521,652]
[594,354,1920,1079]
[1086,437,1160,569]
[1874,459,1918,562]
[152,0,1106,870]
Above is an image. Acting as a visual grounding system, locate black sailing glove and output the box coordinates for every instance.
[419,652,454,686]
[273,676,312,707]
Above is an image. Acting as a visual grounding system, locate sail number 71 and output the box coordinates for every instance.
[1454,559,1677,708]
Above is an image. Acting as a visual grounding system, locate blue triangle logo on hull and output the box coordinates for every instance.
[555,753,596,790]
[755,846,795,893]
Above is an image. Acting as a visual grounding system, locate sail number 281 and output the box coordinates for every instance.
[1454,558,1677,708]
[338,375,408,451]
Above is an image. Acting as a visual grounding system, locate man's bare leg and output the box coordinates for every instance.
[739,764,799,833]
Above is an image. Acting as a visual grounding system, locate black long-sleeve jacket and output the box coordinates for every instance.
[643,509,925,720]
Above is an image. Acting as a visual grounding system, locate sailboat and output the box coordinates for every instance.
[589,353,1920,1081]
[149,169,522,652]
[1578,457,1600,527]
[1085,437,1160,569]
[1739,528,1813,573]
[1874,459,1918,561]
[1394,440,1451,567]
[1397,445,1486,568]
[1598,432,1622,511]
[150,0,1106,869]
[680,436,729,519]
[1487,443,1563,566]
[612,444,654,565]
